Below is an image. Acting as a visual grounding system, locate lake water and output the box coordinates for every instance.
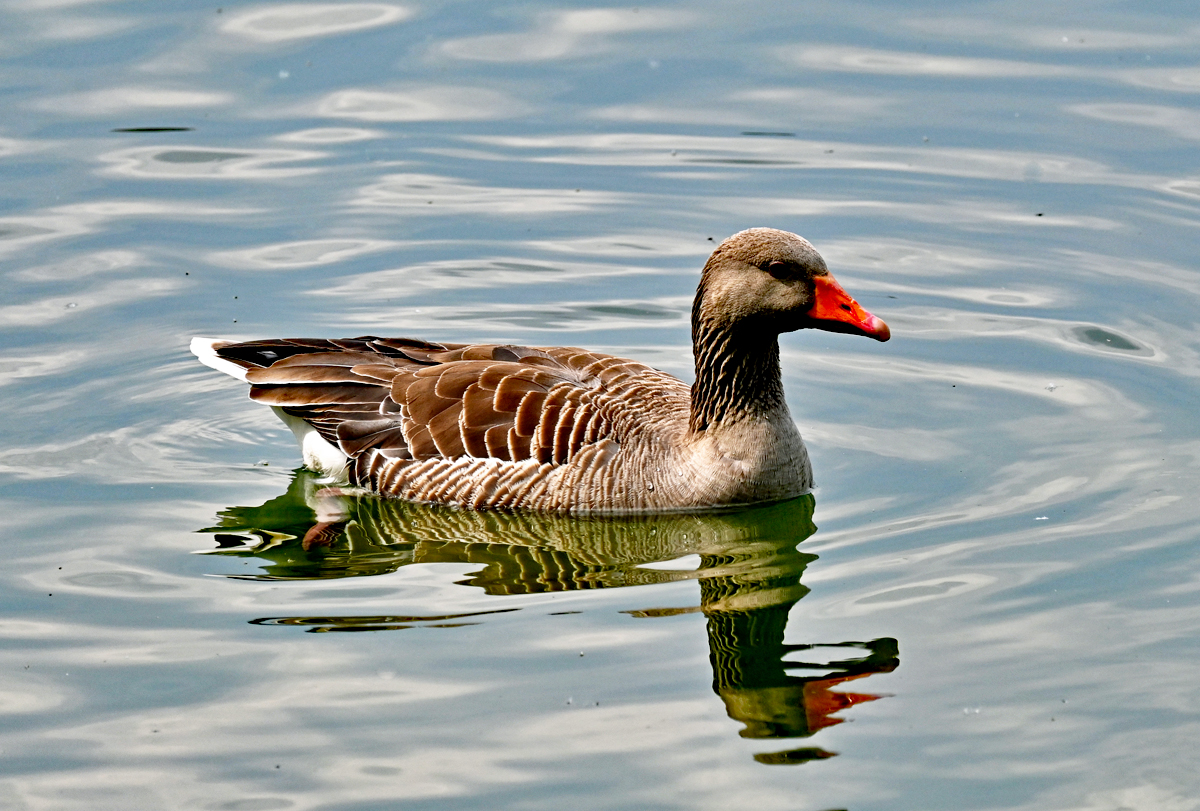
[3,2,1200,809]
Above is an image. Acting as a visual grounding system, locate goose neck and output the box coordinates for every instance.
[689,315,787,434]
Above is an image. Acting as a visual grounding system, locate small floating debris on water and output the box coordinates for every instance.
[1035,516,1049,521]
[65,302,78,309]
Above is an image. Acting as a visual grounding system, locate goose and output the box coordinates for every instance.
[192,228,889,514]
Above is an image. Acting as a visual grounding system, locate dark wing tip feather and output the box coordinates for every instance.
[216,341,328,368]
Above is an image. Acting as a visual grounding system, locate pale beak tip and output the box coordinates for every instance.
[868,317,891,342]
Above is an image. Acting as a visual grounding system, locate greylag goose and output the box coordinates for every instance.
[192,228,889,514]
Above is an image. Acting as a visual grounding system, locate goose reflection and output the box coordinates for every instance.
[201,471,898,764]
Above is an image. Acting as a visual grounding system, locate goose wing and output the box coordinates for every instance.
[213,336,661,468]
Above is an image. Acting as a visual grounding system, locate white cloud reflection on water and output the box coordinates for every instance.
[273,127,384,144]
[97,146,325,180]
[312,86,532,122]
[313,256,686,299]
[210,238,399,270]
[780,43,1200,101]
[593,87,896,128]
[0,1,138,50]
[439,7,693,63]
[1122,68,1200,93]
[35,87,234,115]
[901,20,1194,52]
[313,294,690,335]
[11,249,143,282]
[219,3,414,43]
[0,417,280,483]
[0,200,257,275]
[783,45,1086,79]
[0,277,184,328]
[826,238,1200,301]
[885,307,1165,363]
[523,231,711,257]
[352,172,631,214]
[714,197,1119,232]
[455,133,1177,193]
[0,137,42,158]
[0,349,89,388]
[1070,103,1200,142]
[800,421,964,462]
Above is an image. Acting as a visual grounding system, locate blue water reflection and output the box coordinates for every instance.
[3,0,1200,808]
[202,475,898,764]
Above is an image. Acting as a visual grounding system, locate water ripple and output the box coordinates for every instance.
[313,86,531,122]
[220,3,414,43]
[98,146,324,179]
[440,7,692,62]
[353,172,630,214]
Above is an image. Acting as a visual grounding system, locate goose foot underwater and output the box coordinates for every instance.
[192,228,889,514]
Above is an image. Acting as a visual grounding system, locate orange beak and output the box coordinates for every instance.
[804,274,890,341]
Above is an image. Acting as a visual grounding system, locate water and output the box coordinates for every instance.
[3,1,1200,808]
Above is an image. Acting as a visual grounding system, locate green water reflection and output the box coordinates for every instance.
[202,471,898,764]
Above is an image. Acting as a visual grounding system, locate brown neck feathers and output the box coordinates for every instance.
[689,292,787,433]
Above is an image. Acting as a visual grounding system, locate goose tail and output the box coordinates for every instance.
[190,336,249,382]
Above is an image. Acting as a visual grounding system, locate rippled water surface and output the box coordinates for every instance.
[3,1,1200,809]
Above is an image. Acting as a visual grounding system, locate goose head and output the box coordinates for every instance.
[694,228,890,342]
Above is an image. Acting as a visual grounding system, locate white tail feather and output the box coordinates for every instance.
[190,337,249,382]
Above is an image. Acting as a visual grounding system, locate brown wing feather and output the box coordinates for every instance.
[246,365,378,385]
[514,391,548,437]
[215,337,632,471]
[336,420,410,457]
[427,403,466,457]
[508,428,531,461]
[407,424,439,459]
[403,376,457,425]
[485,425,512,460]
[493,375,545,411]
[351,363,405,382]
[250,384,386,407]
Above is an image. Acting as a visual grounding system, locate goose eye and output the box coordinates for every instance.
[765,260,789,278]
